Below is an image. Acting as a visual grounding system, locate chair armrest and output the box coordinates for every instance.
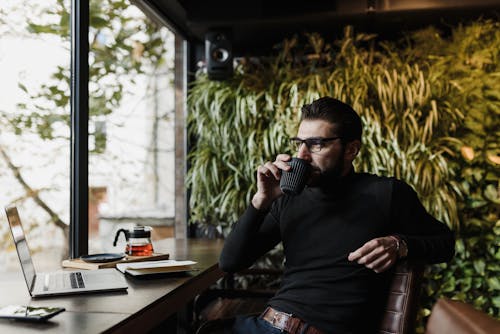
[379,260,425,334]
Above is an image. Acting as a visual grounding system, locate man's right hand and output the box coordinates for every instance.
[251,154,292,210]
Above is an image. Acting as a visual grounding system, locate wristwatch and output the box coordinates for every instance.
[390,235,408,259]
[394,235,408,259]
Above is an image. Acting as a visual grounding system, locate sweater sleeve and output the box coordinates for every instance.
[391,179,455,263]
[219,203,281,273]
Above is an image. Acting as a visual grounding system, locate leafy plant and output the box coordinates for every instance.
[187,28,462,231]
[414,20,500,323]
[187,19,500,327]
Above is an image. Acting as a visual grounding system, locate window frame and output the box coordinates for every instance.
[70,0,89,258]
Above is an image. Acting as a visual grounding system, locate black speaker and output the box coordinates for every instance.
[205,30,233,80]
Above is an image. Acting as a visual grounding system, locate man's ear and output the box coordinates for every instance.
[344,140,361,161]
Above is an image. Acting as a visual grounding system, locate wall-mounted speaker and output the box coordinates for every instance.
[205,30,233,80]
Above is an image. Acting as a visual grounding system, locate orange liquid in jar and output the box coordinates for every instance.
[126,243,154,256]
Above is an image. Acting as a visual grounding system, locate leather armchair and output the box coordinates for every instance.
[425,298,500,334]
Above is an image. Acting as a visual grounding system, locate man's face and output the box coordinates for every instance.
[295,119,349,183]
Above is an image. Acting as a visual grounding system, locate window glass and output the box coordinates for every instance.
[87,1,175,254]
[0,0,71,272]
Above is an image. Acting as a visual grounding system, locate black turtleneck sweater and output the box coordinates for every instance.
[219,171,455,334]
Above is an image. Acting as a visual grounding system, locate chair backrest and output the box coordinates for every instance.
[379,261,425,334]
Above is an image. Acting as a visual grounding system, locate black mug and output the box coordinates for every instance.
[279,158,311,195]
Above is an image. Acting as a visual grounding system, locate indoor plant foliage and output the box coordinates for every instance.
[187,19,499,322]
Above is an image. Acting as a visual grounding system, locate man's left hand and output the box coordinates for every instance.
[348,237,399,273]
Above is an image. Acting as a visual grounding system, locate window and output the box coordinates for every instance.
[0,0,175,272]
[87,1,175,254]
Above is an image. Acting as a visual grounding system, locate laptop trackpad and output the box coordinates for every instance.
[83,269,127,287]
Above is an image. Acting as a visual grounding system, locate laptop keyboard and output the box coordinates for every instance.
[70,272,85,288]
[45,272,86,290]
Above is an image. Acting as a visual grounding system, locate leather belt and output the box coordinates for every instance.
[261,307,325,334]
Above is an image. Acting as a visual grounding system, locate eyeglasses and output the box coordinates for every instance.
[289,136,342,153]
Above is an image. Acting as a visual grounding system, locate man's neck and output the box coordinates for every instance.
[312,166,354,193]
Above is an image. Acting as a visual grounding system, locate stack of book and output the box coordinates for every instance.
[116,260,197,276]
[62,253,170,270]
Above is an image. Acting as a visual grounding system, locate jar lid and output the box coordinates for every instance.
[129,226,151,238]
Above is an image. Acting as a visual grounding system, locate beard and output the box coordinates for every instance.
[319,161,344,183]
[306,146,346,188]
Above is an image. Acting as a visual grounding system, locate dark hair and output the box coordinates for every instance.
[300,97,362,143]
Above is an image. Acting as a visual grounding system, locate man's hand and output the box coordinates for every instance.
[251,154,291,210]
[348,236,400,273]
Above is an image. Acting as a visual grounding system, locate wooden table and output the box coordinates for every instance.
[0,238,224,334]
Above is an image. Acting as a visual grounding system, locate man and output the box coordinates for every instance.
[219,97,454,334]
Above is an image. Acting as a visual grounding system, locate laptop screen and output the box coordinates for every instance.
[5,206,36,292]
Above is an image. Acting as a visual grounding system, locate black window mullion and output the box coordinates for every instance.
[70,0,89,258]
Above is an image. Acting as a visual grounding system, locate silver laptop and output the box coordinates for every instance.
[5,206,128,297]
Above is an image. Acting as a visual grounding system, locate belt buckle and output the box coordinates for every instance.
[270,309,292,333]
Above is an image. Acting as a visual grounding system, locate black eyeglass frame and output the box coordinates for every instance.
[289,136,342,153]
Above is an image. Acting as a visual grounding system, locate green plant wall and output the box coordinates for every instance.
[187,20,500,325]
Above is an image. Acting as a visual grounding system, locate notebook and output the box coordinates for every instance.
[5,206,128,298]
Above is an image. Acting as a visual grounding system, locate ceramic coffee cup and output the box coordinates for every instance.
[279,157,311,195]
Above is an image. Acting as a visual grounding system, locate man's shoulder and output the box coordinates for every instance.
[355,172,414,194]
[355,172,395,185]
